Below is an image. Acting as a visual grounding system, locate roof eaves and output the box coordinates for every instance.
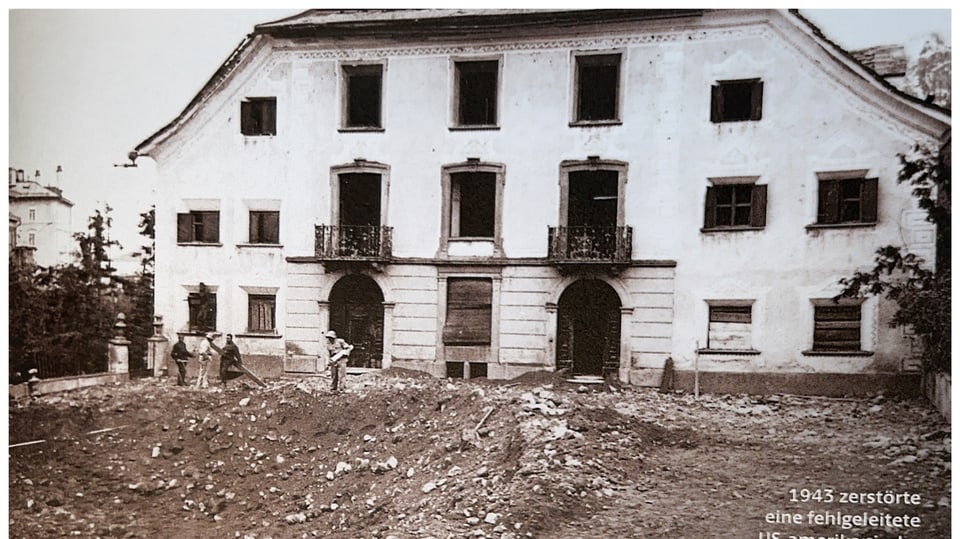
[788,9,950,118]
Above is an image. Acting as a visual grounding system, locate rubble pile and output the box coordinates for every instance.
[8,373,951,538]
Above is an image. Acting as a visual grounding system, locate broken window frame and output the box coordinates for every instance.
[710,78,763,123]
[240,97,277,136]
[341,62,385,130]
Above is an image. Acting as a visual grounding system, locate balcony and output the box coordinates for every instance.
[547,226,632,272]
[314,225,392,268]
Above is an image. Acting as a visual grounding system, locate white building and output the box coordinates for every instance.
[134,9,949,395]
[8,166,74,267]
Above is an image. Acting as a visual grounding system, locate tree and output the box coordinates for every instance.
[115,206,156,370]
[837,143,950,373]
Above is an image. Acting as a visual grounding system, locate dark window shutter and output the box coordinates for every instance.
[710,85,722,123]
[704,186,717,229]
[861,178,878,222]
[241,101,253,135]
[263,100,277,135]
[750,80,764,120]
[249,213,259,242]
[264,211,279,243]
[177,213,192,242]
[818,180,840,224]
[203,212,220,243]
[751,184,768,227]
[443,279,492,345]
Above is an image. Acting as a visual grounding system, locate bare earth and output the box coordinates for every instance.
[8,370,950,538]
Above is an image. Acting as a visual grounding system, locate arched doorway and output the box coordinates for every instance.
[556,279,622,377]
[329,274,385,368]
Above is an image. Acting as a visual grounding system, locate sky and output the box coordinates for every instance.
[4,8,953,272]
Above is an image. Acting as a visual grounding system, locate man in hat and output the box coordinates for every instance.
[195,332,215,388]
[170,334,194,386]
[210,333,244,388]
[324,330,353,393]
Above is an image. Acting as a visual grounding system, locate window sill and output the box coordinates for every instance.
[700,226,765,233]
[449,125,500,131]
[237,243,283,249]
[802,350,874,357]
[448,237,496,242]
[806,222,877,231]
[177,242,223,247]
[181,330,217,336]
[569,119,622,128]
[242,133,276,138]
[338,127,385,133]
[697,348,761,355]
[237,332,282,339]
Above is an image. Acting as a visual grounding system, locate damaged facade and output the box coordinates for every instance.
[135,9,949,395]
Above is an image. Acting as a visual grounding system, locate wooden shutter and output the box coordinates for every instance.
[861,178,878,223]
[817,180,840,224]
[708,305,752,350]
[556,308,574,372]
[263,99,277,135]
[750,80,764,120]
[710,85,722,123]
[202,212,220,243]
[704,186,717,228]
[814,305,861,351]
[240,101,253,135]
[750,184,768,227]
[443,279,492,345]
[177,213,192,242]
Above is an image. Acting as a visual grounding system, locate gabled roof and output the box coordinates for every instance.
[135,9,950,157]
[8,180,74,206]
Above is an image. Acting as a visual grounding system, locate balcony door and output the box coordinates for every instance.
[337,172,382,256]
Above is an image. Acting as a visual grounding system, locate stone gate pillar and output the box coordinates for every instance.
[146,315,169,377]
[107,313,131,376]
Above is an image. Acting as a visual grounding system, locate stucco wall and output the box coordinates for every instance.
[148,10,944,385]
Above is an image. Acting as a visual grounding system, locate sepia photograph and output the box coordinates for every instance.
[6,7,952,538]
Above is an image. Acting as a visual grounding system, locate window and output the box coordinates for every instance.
[248,295,276,333]
[813,304,861,352]
[574,53,621,123]
[343,64,383,129]
[707,304,753,350]
[240,97,277,136]
[28,208,36,221]
[703,183,767,229]
[443,278,492,345]
[249,211,279,244]
[27,233,35,246]
[188,290,217,332]
[710,79,763,122]
[177,211,220,243]
[816,175,878,225]
[451,172,496,238]
[454,60,498,126]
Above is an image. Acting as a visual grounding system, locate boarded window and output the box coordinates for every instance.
[248,295,276,332]
[813,305,861,351]
[240,97,277,136]
[249,211,280,244]
[710,79,763,123]
[451,172,496,238]
[443,278,492,345]
[817,177,878,225]
[188,290,217,332]
[456,60,498,126]
[703,184,767,229]
[575,54,620,122]
[177,211,220,243]
[707,305,752,350]
[344,64,383,128]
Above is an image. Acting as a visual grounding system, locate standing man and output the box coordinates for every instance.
[324,330,353,393]
[170,334,194,386]
[195,332,215,389]
[210,333,243,388]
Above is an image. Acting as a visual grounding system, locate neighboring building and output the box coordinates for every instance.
[9,212,35,266]
[134,9,950,394]
[8,166,74,267]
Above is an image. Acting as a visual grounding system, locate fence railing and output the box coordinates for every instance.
[547,226,632,263]
[314,225,393,260]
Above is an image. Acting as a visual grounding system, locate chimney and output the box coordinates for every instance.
[16,169,24,183]
[9,168,15,187]
[51,165,63,192]
[34,170,41,182]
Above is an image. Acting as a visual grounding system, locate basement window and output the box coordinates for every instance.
[240,97,277,136]
[710,79,763,123]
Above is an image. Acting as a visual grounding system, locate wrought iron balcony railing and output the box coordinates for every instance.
[547,226,632,264]
[315,225,393,261]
